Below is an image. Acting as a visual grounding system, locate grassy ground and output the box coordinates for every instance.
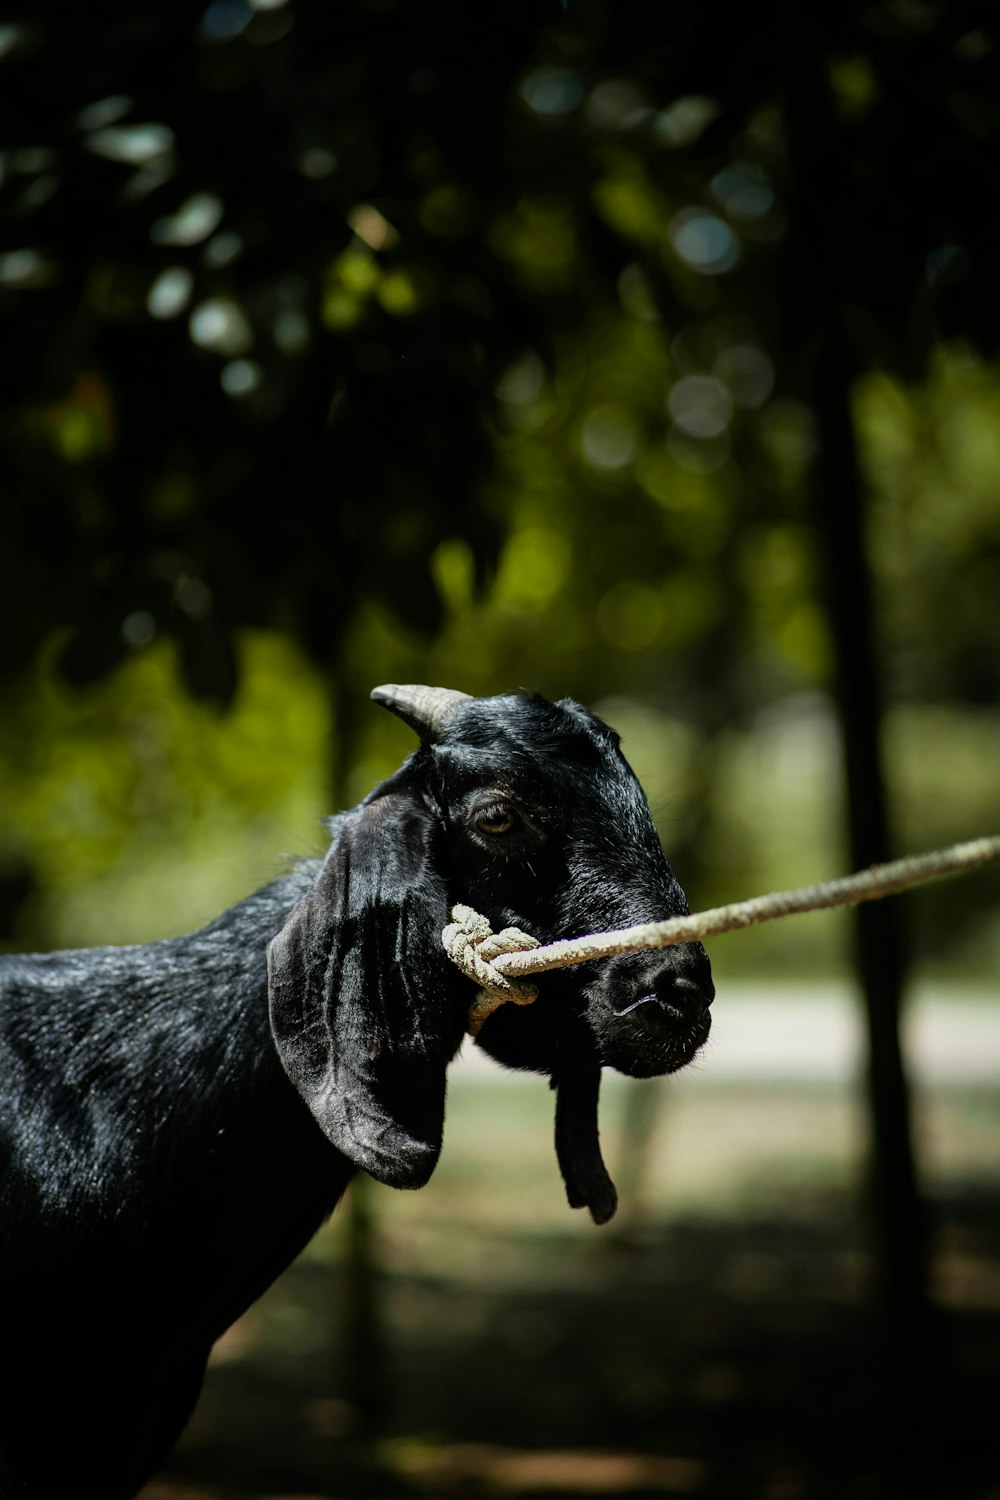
[140,1042,1000,1500]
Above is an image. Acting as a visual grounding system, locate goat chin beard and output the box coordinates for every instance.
[607,1041,707,1080]
[592,1017,712,1080]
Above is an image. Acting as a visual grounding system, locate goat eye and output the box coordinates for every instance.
[474,806,517,836]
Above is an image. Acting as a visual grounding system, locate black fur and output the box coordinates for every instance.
[0,691,713,1497]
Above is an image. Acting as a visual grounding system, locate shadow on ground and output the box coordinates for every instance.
[143,1179,1000,1500]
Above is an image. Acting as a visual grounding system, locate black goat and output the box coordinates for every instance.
[0,685,714,1498]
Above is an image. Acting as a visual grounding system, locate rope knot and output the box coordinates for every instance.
[443,903,541,1036]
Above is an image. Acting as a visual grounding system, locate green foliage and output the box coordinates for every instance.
[0,632,328,947]
[857,351,1000,704]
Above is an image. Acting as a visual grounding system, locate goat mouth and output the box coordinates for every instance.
[590,989,713,1078]
[608,1016,711,1077]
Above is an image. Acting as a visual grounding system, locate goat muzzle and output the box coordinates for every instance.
[584,943,715,1079]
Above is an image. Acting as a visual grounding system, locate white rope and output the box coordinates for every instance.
[444,835,1000,1032]
[442,905,540,1036]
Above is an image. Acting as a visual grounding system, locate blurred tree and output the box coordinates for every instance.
[0,0,550,699]
[3,0,1000,1488]
[3,1,998,703]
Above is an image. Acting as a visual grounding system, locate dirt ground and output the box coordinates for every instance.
[141,1045,1000,1500]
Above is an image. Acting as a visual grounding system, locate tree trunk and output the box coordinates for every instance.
[804,251,939,1500]
[785,66,938,1493]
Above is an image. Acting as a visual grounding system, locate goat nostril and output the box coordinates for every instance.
[653,972,714,1009]
[680,974,715,1007]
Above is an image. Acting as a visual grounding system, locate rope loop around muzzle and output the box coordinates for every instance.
[442,904,541,1036]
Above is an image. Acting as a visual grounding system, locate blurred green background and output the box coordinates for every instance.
[2,1,998,1496]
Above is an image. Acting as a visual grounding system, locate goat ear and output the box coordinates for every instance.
[267,786,461,1190]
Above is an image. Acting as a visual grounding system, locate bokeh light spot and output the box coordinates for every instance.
[654,95,720,147]
[189,298,252,355]
[121,611,156,647]
[322,289,362,330]
[0,23,30,60]
[497,526,571,608]
[200,0,252,41]
[152,192,223,247]
[827,54,878,121]
[520,66,583,117]
[220,359,261,396]
[668,375,733,438]
[669,210,740,274]
[175,575,213,620]
[204,231,243,268]
[76,96,133,132]
[585,79,650,132]
[147,266,194,319]
[0,248,57,288]
[378,271,420,315]
[349,204,398,251]
[581,405,638,471]
[714,345,775,408]
[711,165,775,220]
[86,123,174,165]
[496,351,545,406]
[431,538,475,614]
[336,246,380,298]
[298,146,337,179]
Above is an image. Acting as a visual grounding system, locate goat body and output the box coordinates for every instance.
[0,869,344,1494]
[0,688,714,1497]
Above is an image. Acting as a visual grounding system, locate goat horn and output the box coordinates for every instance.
[370,683,472,742]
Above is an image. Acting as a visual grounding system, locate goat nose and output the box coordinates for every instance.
[612,965,714,1020]
[650,969,715,1017]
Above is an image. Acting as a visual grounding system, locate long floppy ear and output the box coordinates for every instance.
[267,782,463,1189]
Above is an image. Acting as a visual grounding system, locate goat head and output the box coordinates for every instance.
[270,685,714,1224]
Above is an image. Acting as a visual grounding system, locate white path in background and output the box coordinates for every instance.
[451,983,1000,1087]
